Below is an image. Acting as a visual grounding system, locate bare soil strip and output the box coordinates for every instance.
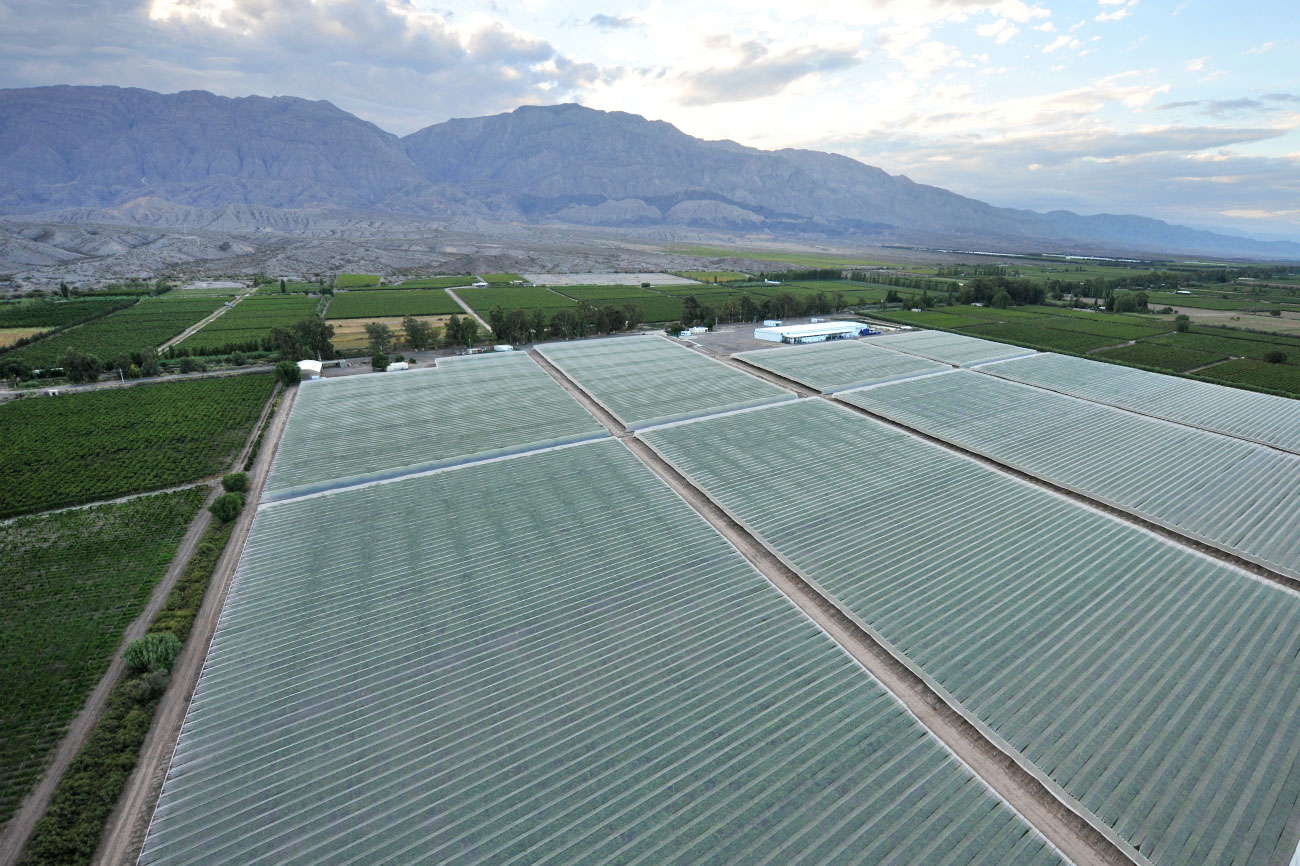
[161,287,255,352]
[725,349,1300,592]
[91,385,296,866]
[443,288,491,331]
[536,348,1142,866]
[0,382,284,866]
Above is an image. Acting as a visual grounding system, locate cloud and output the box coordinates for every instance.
[589,14,636,30]
[1244,40,1276,55]
[1043,35,1078,53]
[0,0,618,134]
[1185,56,1207,72]
[677,42,862,106]
[976,18,1020,43]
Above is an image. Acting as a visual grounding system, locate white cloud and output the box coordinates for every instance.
[976,18,1020,43]
[1185,56,1207,72]
[1044,35,1076,53]
[1245,40,1276,55]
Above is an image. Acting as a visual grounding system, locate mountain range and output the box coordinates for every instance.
[0,84,1295,260]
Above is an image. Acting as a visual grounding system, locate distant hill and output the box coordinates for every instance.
[0,85,1296,259]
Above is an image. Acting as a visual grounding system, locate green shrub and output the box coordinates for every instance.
[208,492,244,523]
[275,360,302,386]
[123,632,181,674]
[221,472,249,493]
[1265,349,1288,364]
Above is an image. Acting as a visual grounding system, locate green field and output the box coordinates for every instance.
[455,285,578,318]
[959,321,1127,354]
[1201,358,1300,393]
[387,276,474,289]
[0,298,133,330]
[335,274,381,288]
[674,270,748,282]
[185,296,322,353]
[0,487,207,826]
[1093,342,1227,372]
[324,290,462,319]
[8,296,226,369]
[548,286,684,322]
[1148,292,1295,311]
[0,374,274,518]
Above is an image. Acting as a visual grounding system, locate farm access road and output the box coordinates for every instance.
[0,383,284,866]
[529,346,1144,866]
[92,384,297,866]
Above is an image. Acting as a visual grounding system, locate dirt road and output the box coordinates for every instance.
[92,385,296,866]
[0,383,284,866]
[532,348,1144,866]
[443,288,491,331]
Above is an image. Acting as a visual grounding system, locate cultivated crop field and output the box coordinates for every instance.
[334,273,380,288]
[324,289,462,319]
[456,285,578,318]
[0,297,133,330]
[9,295,226,368]
[0,487,207,826]
[549,285,684,322]
[387,276,474,289]
[1203,358,1300,394]
[185,295,322,352]
[1093,342,1225,372]
[0,374,274,518]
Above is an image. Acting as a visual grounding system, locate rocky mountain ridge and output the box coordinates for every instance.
[0,85,1295,260]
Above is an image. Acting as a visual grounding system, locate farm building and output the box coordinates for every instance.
[753,320,873,344]
[296,359,322,380]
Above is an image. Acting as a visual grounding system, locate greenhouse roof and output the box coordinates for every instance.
[536,335,793,429]
[641,398,1300,866]
[142,439,1063,866]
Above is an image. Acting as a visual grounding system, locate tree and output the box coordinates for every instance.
[1270,308,1283,317]
[209,492,245,523]
[459,316,480,348]
[125,632,182,674]
[222,472,250,493]
[1112,293,1139,314]
[992,291,1012,309]
[59,280,69,298]
[1265,350,1288,364]
[371,352,390,371]
[529,309,547,341]
[60,350,102,383]
[1175,314,1191,332]
[403,316,436,351]
[445,314,463,347]
[279,278,287,293]
[294,317,336,359]
[364,322,394,354]
[178,357,207,373]
[681,295,702,327]
[1,357,32,385]
[275,360,302,386]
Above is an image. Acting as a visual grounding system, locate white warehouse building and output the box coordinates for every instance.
[753,321,874,344]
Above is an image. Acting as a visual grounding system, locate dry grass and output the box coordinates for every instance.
[330,315,452,352]
[0,327,48,349]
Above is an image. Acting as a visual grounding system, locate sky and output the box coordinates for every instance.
[0,0,1296,238]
